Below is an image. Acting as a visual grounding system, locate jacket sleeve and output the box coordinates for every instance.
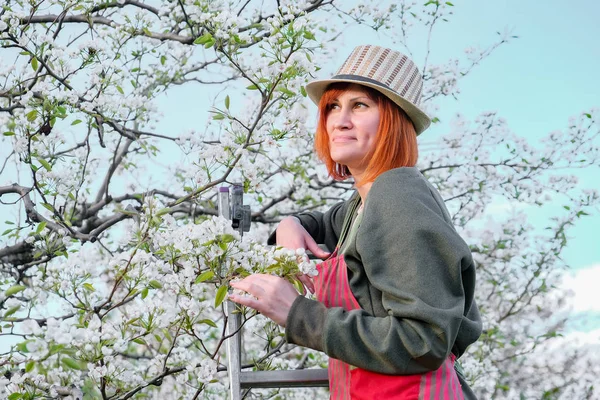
[267,195,357,252]
[285,168,479,374]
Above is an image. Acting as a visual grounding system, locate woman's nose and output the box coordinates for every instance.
[332,109,353,130]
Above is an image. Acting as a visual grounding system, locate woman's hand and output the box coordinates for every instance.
[276,217,330,294]
[228,274,300,327]
[276,217,331,259]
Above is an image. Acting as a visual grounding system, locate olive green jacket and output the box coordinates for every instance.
[273,168,481,397]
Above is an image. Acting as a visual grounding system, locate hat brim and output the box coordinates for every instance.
[305,78,431,135]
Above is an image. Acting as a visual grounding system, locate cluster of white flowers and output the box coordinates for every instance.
[423,59,461,99]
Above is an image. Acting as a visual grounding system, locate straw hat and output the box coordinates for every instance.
[306,45,431,135]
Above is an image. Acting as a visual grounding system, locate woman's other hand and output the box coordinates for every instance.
[229,274,300,327]
[276,217,330,259]
[276,217,330,294]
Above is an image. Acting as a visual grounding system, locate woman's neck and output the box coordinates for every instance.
[355,181,373,204]
[349,168,372,203]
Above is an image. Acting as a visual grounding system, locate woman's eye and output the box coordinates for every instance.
[328,103,340,110]
[354,102,367,108]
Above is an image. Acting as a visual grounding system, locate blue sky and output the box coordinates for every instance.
[429,0,600,271]
[326,1,600,272]
[429,0,600,331]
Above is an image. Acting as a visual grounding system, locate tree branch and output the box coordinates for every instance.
[21,14,193,44]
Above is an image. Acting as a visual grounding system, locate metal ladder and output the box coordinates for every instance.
[217,186,329,399]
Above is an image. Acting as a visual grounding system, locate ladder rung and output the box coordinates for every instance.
[239,369,329,388]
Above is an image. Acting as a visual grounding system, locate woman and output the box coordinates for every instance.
[229,45,482,399]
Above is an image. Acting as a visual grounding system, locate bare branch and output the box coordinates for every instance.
[21,14,193,43]
[94,138,133,204]
[89,0,160,16]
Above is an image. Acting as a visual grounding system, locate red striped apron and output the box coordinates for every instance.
[314,248,465,400]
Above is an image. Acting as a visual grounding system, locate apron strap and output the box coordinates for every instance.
[335,194,362,251]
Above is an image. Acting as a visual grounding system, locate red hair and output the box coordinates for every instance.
[314,83,418,185]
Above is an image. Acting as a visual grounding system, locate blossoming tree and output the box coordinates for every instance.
[1,1,598,399]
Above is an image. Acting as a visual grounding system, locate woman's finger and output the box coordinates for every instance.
[228,293,259,309]
[230,276,267,298]
[304,235,331,260]
[297,273,315,294]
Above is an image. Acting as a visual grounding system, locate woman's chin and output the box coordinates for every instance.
[331,152,360,167]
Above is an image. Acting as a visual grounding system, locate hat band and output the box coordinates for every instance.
[331,74,397,95]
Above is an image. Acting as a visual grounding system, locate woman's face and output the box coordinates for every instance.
[325,84,380,178]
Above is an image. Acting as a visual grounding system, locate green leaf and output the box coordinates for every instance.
[149,280,163,289]
[563,205,571,211]
[156,207,172,217]
[31,56,38,71]
[3,305,21,318]
[204,38,215,48]
[37,157,52,172]
[246,84,258,90]
[215,285,227,308]
[198,319,217,328]
[194,33,213,45]
[48,343,65,355]
[26,109,38,122]
[17,341,31,353]
[291,277,304,294]
[303,31,315,40]
[300,86,307,97]
[8,393,23,400]
[212,113,225,121]
[221,234,235,244]
[36,221,47,234]
[495,383,510,391]
[25,360,35,372]
[225,95,230,109]
[62,357,85,370]
[160,55,166,65]
[195,270,214,284]
[71,119,82,126]
[141,287,149,299]
[116,86,124,94]
[278,87,294,96]
[82,283,95,292]
[3,131,15,136]
[133,338,146,345]
[446,1,454,5]
[584,113,592,118]
[42,203,55,212]
[5,285,26,297]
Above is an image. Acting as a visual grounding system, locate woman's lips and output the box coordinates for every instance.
[331,136,356,143]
